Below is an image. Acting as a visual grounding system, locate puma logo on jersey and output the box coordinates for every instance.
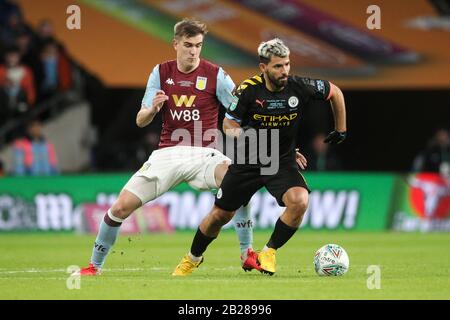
[172,94,196,107]
[255,99,265,108]
[165,78,174,85]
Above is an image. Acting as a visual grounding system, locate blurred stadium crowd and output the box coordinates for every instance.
[0,0,78,175]
[0,0,108,176]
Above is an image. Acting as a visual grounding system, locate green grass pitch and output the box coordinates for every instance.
[0,231,449,299]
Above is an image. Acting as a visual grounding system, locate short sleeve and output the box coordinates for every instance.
[293,76,332,101]
[216,67,236,109]
[141,65,161,108]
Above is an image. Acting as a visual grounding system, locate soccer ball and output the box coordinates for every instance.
[313,244,349,276]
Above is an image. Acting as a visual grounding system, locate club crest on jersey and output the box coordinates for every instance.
[196,76,207,90]
[316,80,325,94]
[288,96,299,108]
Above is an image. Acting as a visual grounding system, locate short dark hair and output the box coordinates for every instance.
[174,18,207,39]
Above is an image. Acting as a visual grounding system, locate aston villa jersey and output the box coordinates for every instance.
[142,59,235,148]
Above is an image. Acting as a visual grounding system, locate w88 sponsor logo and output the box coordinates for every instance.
[170,109,200,121]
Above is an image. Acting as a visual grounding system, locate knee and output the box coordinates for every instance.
[284,189,309,216]
[214,162,230,187]
[110,201,133,220]
[210,206,234,226]
[110,190,142,220]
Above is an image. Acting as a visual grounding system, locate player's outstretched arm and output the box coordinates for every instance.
[136,90,168,128]
[329,83,346,133]
[223,117,243,138]
[324,83,347,144]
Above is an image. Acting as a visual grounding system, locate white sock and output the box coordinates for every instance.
[188,252,202,262]
[232,206,253,254]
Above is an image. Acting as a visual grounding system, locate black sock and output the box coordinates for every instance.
[266,218,298,249]
[190,228,217,257]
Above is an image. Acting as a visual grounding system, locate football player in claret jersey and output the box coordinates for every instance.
[74,18,260,276]
[173,38,347,276]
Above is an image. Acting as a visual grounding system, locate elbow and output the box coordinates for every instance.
[222,119,233,135]
[136,109,147,128]
[222,118,230,132]
[136,116,146,128]
[222,121,228,132]
[223,119,242,138]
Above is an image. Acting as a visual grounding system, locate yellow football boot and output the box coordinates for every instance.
[258,248,276,275]
[172,254,204,276]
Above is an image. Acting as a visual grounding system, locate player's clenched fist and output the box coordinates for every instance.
[151,90,169,114]
[136,90,168,127]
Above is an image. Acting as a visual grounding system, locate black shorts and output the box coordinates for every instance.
[215,162,310,211]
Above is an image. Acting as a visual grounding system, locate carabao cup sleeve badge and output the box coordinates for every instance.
[229,96,239,111]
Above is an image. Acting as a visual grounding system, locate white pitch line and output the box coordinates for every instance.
[0,269,66,274]
[0,267,165,274]
[0,266,251,274]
